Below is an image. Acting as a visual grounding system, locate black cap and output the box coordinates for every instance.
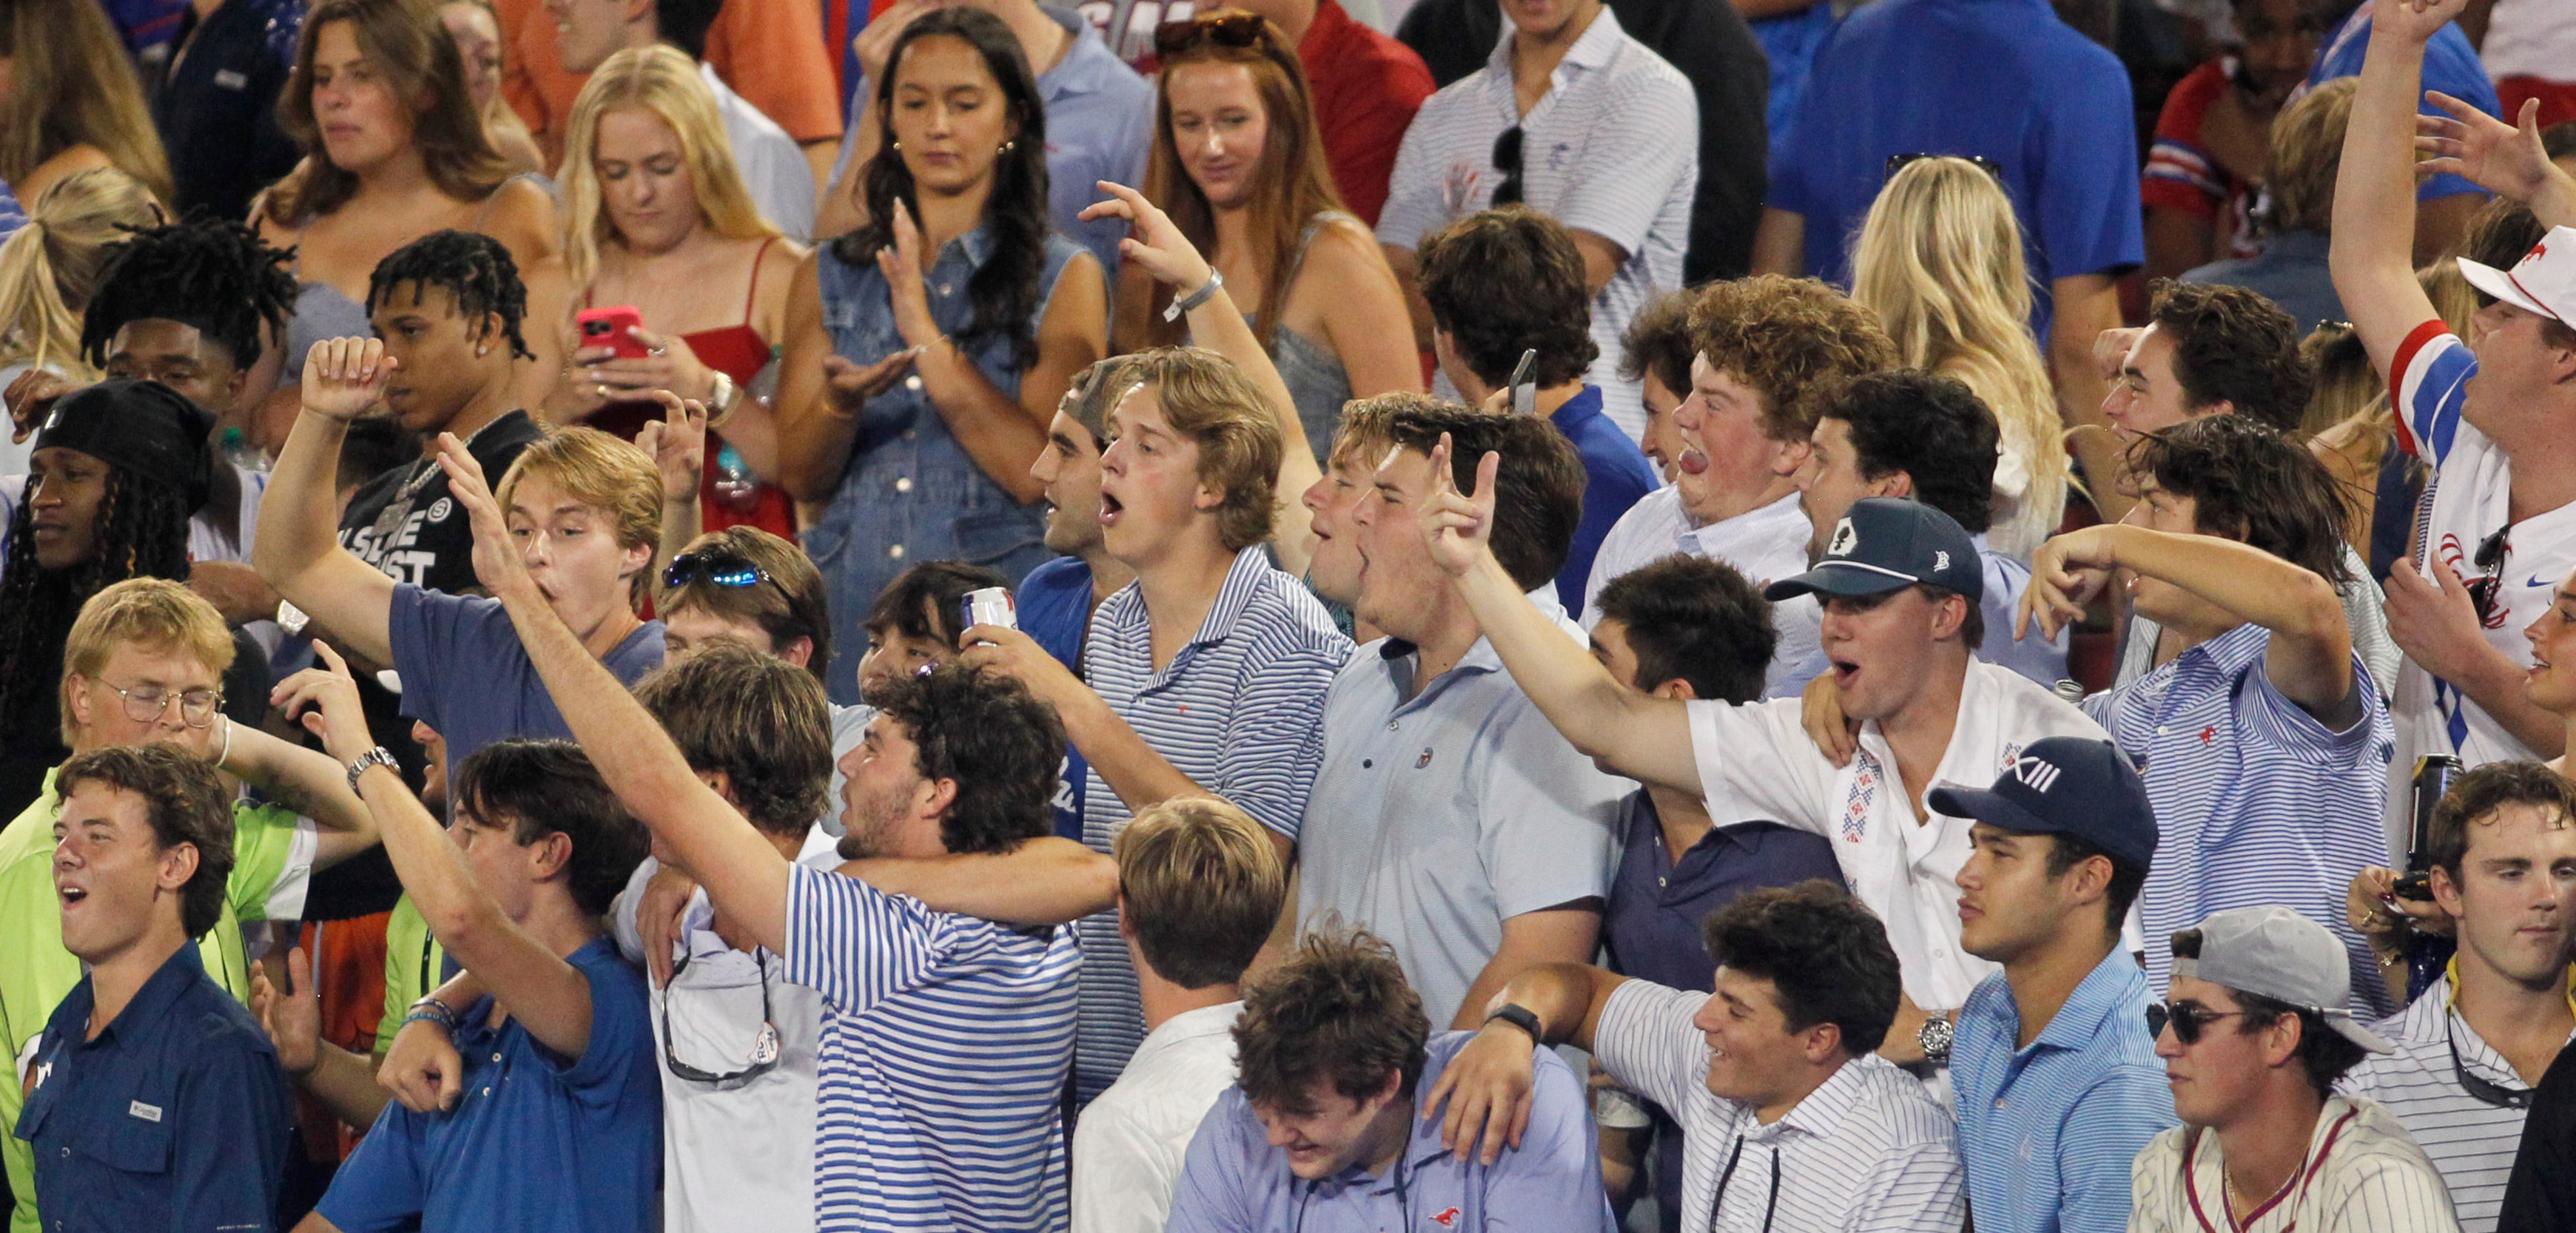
[31,379,214,509]
[1926,736,2159,868]
[1765,497,1983,604]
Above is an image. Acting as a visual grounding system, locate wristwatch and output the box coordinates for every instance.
[1484,1003,1545,1047]
[276,599,310,637]
[346,746,399,795]
[1918,1014,1955,1065]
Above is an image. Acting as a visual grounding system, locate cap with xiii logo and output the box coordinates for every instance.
[2457,224,2576,325]
[1926,735,2160,868]
[1763,496,1985,603]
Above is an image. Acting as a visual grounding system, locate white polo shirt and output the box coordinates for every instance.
[1580,487,1820,692]
[1071,1001,1242,1233]
[1685,660,2107,1010]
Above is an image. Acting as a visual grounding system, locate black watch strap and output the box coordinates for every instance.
[1484,1003,1545,1046]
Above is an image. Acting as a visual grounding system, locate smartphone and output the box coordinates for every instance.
[1508,348,1538,417]
[574,306,649,360]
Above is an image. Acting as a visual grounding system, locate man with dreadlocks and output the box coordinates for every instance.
[0,381,211,817]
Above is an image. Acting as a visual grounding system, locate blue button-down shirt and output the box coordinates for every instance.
[1952,948,2176,1233]
[1603,798,1842,994]
[1548,385,1658,613]
[16,943,291,1232]
[1166,1030,1619,1232]
[1015,554,1097,842]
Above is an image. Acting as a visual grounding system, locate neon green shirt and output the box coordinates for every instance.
[0,768,315,1233]
[375,893,448,1056]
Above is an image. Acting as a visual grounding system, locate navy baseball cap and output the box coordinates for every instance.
[1926,736,2159,868]
[1765,498,1983,604]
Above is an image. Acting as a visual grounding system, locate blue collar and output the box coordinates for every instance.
[2029,947,2149,1053]
[1040,6,1126,102]
[1102,548,1280,656]
[1547,385,1605,432]
[1482,5,1630,77]
[66,942,207,1047]
[2172,619,2270,678]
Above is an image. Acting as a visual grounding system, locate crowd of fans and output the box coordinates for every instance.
[4,0,2576,1230]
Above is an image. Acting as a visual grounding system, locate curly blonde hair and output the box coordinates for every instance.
[1687,275,1897,442]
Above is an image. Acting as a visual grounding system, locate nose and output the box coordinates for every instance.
[1688,993,1723,1034]
[520,529,552,569]
[2153,1022,2183,1059]
[1261,1117,1298,1149]
[1301,475,1330,512]
[1029,448,1057,485]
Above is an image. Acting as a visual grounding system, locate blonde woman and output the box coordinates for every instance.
[1851,156,2071,562]
[0,0,174,206]
[551,44,803,538]
[0,168,161,475]
[438,0,547,176]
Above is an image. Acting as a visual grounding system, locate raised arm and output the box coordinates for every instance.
[434,432,796,951]
[1416,438,1701,792]
[251,337,402,665]
[2332,0,2467,379]
[2417,94,2576,229]
[215,718,379,869]
[274,641,596,1062]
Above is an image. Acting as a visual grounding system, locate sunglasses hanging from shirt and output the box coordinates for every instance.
[660,950,784,1089]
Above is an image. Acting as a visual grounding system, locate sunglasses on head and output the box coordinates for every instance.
[1154,11,1267,56]
[1884,152,2004,183]
[662,550,774,593]
[1490,127,1525,206]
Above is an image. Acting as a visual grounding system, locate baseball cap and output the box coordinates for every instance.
[32,379,215,510]
[1765,497,1983,604]
[1926,736,2159,868]
[2173,905,2392,1054]
[2458,225,2576,325]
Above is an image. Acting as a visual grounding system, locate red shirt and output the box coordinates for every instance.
[2143,59,2257,260]
[1299,0,1432,227]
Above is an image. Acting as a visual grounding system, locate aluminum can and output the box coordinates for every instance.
[961,586,1018,632]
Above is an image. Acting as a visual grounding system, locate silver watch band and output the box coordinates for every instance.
[347,746,399,795]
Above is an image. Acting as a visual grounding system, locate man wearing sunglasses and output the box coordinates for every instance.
[2343,763,2576,1232]
[2132,906,2456,1232]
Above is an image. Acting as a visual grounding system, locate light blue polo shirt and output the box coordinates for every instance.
[1164,1031,1618,1232]
[1952,947,2176,1233]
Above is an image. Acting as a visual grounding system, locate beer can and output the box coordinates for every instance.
[961,586,1018,633]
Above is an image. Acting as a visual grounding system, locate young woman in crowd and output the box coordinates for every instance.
[437,0,547,176]
[551,45,802,539]
[775,5,1105,705]
[1122,9,1416,460]
[0,169,161,475]
[1849,154,2071,562]
[0,0,174,207]
[256,0,564,424]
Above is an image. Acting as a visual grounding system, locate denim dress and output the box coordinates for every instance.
[805,226,1083,704]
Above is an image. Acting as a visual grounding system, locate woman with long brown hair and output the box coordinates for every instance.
[0,0,174,206]
[1122,9,1415,460]
[255,0,563,423]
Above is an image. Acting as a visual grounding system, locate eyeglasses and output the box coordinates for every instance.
[1154,11,1265,56]
[662,550,778,595]
[99,681,222,728]
[1884,152,2004,183]
[2466,523,2514,626]
[2153,1001,2251,1045]
[1491,127,1525,206]
[659,951,783,1088]
[2447,1018,2532,1108]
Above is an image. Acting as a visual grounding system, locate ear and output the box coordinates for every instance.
[64,674,95,730]
[618,536,655,585]
[1651,678,1699,702]
[2191,399,2237,421]
[1767,434,1812,477]
[1798,1019,1845,1066]
[1193,475,1227,515]
[155,840,200,896]
[696,767,736,808]
[2260,1008,2306,1070]
[1362,1067,1405,1114]
[778,636,816,670]
[1115,892,1133,940]
[2430,863,2466,919]
[918,775,960,829]
[529,830,576,884]
[1867,469,1914,500]
[1926,590,1971,642]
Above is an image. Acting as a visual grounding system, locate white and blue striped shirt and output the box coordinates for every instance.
[1074,549,1351,1102]
[782,862,1080,1232]
[2083,620,2394,1016]
[2340,971,2570,1232]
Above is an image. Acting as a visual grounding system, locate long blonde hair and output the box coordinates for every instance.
[0,167,161,378]
[0,0,175,204]
[1851,157,2071,558]
[557,45,778,293]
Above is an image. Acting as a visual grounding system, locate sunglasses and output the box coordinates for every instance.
[2466,522,2514,626]
[1491,127,1525,206]
[1884,152,2004,183]
[2152,1001,2252,1045]
[663,550,776,594]
[1154,11,1265,56]
[2448,1019,2532,1108]
[660,951,784,1088]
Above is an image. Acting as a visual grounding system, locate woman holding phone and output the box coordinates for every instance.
[549,45,803,538]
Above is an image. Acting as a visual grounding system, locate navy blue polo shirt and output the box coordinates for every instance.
[1016,553,1097,842]
[1601,794,1844,993]
[1549,386,1659,614]
[16,943,291,1231]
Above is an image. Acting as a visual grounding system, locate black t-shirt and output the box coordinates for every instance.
[1393,0,1770,282]
[152,0,305,223]
[2500,1036,2576,1232]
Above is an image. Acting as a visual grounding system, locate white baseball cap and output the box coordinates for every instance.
[2459,225,2576,324]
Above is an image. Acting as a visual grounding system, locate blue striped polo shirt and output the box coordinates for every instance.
[782,863,1081,1232]
[1074,548,1351,1102]
[2083,620,2394,1016]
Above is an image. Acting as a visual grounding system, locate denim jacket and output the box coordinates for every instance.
[805,226,1086,704]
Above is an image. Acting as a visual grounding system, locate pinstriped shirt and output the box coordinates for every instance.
[1594,981,1967,1233]
[2339,972,2573,1232]
[2083,621,2395,1017]
[2130,1095,2462,1233]
[1072,549,1351,1102]
[782,863,1081,1232]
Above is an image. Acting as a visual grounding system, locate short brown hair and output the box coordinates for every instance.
[1689,276,1897,442]
[2146,280,2313,431]
[1235,929,1428,1113]
[494,425,663,607]
[1117,348,1283,552]
[1326,391,1446,472]
[1618,289,1697,400]
[2430,761,2576,882]
[1385,406,1586,592]
[1115,797,1286,989]
[2268,77,2354,236]
[454,740,650,916]
[656,527,832,681]
[58,743,234,938]
[60,579,233,746]
[1416,206,1599,389]
[634,641,832,840]
[2126,414,2350,583]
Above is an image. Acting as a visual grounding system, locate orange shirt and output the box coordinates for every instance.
[496,0,845,163]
